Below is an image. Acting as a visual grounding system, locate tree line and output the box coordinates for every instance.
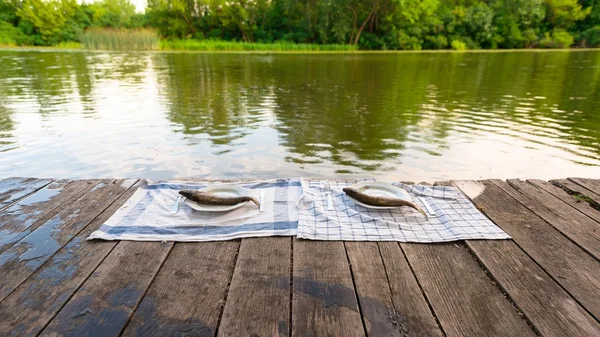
[1,0,599,49]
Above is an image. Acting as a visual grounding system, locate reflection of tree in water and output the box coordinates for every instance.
[274,52,600,171]
[0,52,99,115]
[0,102,15,151]
[272,55,434,171]
[156,54,272,148]
[0,51,152,116]
[89,53,150,83]
[421,51,600,161]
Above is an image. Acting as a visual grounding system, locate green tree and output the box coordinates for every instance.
[545,0,590,28]
[16,0,78,43]
[89,0,137,28]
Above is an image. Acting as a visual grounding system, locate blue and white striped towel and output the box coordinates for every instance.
[88,179,302,241]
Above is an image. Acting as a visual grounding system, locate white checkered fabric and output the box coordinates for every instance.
[297,179,510,242]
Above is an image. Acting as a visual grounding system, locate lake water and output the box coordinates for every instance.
[0,50,599,181]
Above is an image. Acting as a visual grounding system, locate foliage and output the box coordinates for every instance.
[0,0,597,49]
[579,26,600,46]
[451,39,467,50]
[539,28,575,47]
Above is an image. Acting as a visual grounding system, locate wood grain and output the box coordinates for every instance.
[569,178,600,196]
[401,242,535,337]
[528,179,600,224]
[0,181,139,336]
[0,179,96,254]
[292,240,365,337]
[0,177,53,211]
[454,180,600,320]
[457,180,600,337]
[378,242,443,337]
[40,240,174,337]
[503,179,600,259]
[346,241,443,337]
[551,178,600,203]
[218,237,291,337]
[122,241,240,337]
[0,179,134,301]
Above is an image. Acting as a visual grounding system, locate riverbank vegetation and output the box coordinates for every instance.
[0,0,599,50]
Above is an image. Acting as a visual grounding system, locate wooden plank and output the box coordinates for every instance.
[569,178,600,196]
[346,241,443,337]
[0,181,140,336]
[0,179,130,301]
[122,241,239,337]
[457,180,600,320]
[529,179,600,223]
[40,240,174,337]
[551,178,600,204]
[502,179,600,259]
[0,179,97,254]
[378,242,443,337]
[292,240,365,337]
[0,177,53,211]
[457,180,600,337]
[401,242,535,337]
[218,237,291,337]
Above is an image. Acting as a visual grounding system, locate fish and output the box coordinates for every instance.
[179,190,260,208]
[343,187,427,217]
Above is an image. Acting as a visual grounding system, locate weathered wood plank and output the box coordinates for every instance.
[0,179,130,301]
[122,241,239,337]
[457,180,600,337]
[0,179,97,254]
[401,242,535,337]
[0,181,139,336]
[569,178,600,196]
[378,242,444,337]
[292,240,365,337]
[218,237,291,337]
[551,178,600,204]
[502,179,600,259]
[346,241,443,337]
[40,240,174,337]
[458,180,600,320]
[345,242,400,337]
[529,179,600,223]
[0,177,53,211]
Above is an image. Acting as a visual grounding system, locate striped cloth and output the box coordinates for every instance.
[88,179,302,242]
[88,178,509,243]
[297,179,510,242]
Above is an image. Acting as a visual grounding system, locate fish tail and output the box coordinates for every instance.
[414,205,428,219]
[249,197,261,209]
[404,201,428,219]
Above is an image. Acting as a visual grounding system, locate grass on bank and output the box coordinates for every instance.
[81,28,159,50]
[159,39,357,51]
[78,28,355,51]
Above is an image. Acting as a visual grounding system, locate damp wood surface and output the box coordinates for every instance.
[1,177,599,337]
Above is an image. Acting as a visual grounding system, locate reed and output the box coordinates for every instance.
[81,28,159,50]
[159,39,357,51]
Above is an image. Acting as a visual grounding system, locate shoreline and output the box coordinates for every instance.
[1,45,600,54]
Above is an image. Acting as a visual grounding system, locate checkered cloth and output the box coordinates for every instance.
[297,179,510,242]
[88,179,301,242]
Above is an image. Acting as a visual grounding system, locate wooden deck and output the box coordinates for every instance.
[0,177,599,337]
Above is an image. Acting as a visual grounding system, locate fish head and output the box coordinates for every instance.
[342,187,359,195]
[178,190,196,198]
